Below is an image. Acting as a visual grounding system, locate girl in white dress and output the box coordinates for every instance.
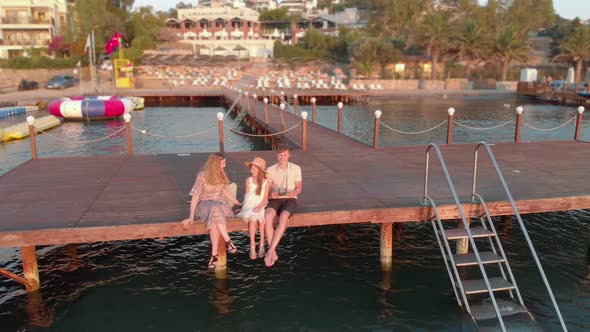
[238,157,271,259]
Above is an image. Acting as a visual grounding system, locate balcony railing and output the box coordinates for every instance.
[1,17,52,25]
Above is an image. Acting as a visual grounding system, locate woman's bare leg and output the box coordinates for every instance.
[209,224,220,256]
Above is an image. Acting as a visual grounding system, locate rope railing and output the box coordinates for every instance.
[454,119,514,131]
[227,122,301,137]
[130,124,216,139]
[35,125,127,144]
[342,114,371,138]
[380,120,448,135]
[523,116,576,132]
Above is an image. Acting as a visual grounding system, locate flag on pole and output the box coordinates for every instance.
[73,60,81,74]
[84,34,91,53]
[105,32,120,55]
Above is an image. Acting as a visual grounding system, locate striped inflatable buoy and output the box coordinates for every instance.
[48,96,134,120]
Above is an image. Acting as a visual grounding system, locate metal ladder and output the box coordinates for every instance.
[424,143,567,331]
[471,142,567,331]
[423,143,517,331]
[230,93,249,128]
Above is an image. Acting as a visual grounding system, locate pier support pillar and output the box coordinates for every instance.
[380,223,393,272]
[214,235,228,279]
[21,246,40,292]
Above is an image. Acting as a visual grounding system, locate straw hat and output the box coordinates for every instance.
[244,157,267,173]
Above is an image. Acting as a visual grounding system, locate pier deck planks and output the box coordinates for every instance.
[1,93,590,247]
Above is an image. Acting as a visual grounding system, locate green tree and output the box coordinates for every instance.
[351,37,399,78]
[454,19,490,78]
[259,8,289,21]
[554,25,590,82]
[407,10,455,80]
[492,26,530,81]
[368,0,428,41]
[126,6,164,51]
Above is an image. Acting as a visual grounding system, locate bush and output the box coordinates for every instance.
[0,56,80,69]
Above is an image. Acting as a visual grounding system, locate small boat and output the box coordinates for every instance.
[48,96,134,120]
[1,115,61,142]
[576,91,590,98]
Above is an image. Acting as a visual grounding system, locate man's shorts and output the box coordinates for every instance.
[266,198,297,216]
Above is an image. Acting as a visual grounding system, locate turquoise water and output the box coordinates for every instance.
[0,95,588,331]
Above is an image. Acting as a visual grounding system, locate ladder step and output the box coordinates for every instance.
[470,300,528,321]
[451,252,505,267]
[461,277,516,295]
[444,227,495,240]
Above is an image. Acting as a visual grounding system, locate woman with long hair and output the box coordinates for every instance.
[182,153,241,269]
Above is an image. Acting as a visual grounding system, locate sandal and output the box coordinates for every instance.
[226,240,238,254]
[208,255,218,269]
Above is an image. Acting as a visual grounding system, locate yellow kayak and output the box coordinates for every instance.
[1,115,62,142]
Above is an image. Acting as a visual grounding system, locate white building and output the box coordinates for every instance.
[278,0,317,15]
[249,0,278,11]
[198,0,245,8]
[0,0,69,59]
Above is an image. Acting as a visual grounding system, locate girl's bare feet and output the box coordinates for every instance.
[250,245,257,260]
[258,245,265,258]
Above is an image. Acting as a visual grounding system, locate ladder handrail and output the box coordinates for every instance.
[424,143,507,331]
[472,142,567,331]
[472,193,525,306]
[424,195,468,309]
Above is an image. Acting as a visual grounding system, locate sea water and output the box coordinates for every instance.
[0,96,587,331]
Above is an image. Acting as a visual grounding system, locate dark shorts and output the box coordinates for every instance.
[266,198,297,216]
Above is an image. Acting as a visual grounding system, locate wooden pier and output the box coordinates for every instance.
[517,81,589,105]
[1,89,590,291]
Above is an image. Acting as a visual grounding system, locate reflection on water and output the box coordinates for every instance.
[0,99,588,331]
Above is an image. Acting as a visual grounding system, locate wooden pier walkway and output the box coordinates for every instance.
[1,89,590,291]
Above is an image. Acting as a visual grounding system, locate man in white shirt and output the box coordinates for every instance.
[264,146,302,267]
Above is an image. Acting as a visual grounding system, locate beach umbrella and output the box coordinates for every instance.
[233,45,247,58]
[214,46,226,56]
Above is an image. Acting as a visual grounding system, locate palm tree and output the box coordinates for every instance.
[407,10,454,80]
[492,26,530,81]
[554,25,590,82]
[455,19,489,79]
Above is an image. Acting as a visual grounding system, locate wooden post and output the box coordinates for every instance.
[252,93,257,118]
[311,97,317,123]
[264,98,269,124]
[26,116,38,160]
[245,92,250,115]
[514,106,523,143]
[279,103,286,131]
[294,94,298,115]
[574,106,585,140]
[214,234,227,278]
[337,102,343,134]
[21,246,39,292]
[446,107,455,144]
[123,113,133,156]
[217,112,224,153]
[301,111,308,151]
[380,223,393,272]
[373,110,382,149]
